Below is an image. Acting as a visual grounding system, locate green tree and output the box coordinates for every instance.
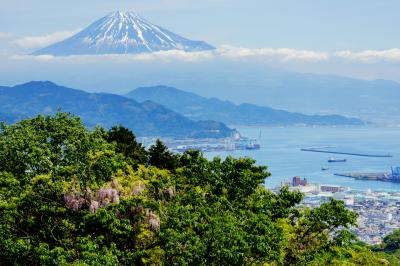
[283,198,358,265]
[148,139,180,171]
[106,125,147,165]
[382,229,400,252]
[0,113,154,265]
[0,113,391,265]
[159,151,301,265]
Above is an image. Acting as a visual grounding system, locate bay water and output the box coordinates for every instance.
[205,125,400,191]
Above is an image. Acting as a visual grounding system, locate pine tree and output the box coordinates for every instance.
[148,139,179,170]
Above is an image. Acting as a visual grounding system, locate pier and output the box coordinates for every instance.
[334,172,390,181]
[335,167,400,183]
[300,148,393,158]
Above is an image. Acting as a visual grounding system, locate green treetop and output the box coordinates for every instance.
[0,112,392,265]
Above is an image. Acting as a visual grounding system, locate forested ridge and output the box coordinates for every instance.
[0,81,235,138]
[0,113,399,265]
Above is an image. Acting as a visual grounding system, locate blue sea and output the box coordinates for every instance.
[205,126,400,191]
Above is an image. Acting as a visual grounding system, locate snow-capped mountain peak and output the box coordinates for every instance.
[33,11,215,56]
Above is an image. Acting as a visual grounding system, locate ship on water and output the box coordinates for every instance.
[245,139,261,150]
[328,158,347,163]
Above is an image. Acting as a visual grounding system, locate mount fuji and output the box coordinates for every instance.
[32,11,215,56]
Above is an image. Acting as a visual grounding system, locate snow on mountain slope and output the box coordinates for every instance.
[33,11,215,56]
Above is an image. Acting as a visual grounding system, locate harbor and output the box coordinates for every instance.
[203,125,400,191]
[171,138,261,153]
[141,135,261,153]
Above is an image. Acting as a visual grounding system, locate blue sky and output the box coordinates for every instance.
[1,0,399,50]
[0,0,400,90]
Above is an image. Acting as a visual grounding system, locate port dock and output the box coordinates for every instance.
[335,167,400,183]
[301,148,393,158]
[334,172,390,181]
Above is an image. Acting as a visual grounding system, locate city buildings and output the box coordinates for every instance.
[277,177,400,245]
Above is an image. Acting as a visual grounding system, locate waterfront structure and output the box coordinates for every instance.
[392,166,400,182]
[292,176,307,186]
[320,185,341,193]
[301,147,393,158]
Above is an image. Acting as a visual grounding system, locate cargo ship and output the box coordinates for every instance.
[328,158,347,163]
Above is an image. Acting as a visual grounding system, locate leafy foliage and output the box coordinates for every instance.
[148,139,180,171]
[106,125,147,165]
[0,112,392,265]
[382,229,400,252]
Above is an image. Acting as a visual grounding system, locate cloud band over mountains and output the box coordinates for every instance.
[5,30,400,64]
[12,29,81,49]
[335,49,400,63]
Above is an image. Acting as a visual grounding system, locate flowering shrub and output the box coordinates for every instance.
[63,192,85,211]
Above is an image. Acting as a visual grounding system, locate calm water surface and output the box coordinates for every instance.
[205,126,400,191]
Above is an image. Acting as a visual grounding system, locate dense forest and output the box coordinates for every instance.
[0,113,399,265]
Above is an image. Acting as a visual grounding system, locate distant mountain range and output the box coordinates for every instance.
[126,85,366,126]
[127,66,399,124]
[33,11,215,56]
[0,81,235,138]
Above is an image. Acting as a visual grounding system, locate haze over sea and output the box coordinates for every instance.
[206,125,400,192]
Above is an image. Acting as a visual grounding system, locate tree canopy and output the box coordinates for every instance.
[0,113,394,265]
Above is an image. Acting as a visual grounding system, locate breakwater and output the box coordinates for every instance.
[301,148,393,158]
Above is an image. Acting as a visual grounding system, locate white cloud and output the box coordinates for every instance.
[13,29,80,49]
[12,50,216,63]
[12,45,329,63]
[217,45,329,62]
[135,50,215,62]
[0,32,15,39]
[335,49,400,63]
[11,43,400,65]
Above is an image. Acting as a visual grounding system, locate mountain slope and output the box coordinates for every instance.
[33,11,215,56]
[0,81,235,138]
[126,85,365,125]
[127,66,399,123]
